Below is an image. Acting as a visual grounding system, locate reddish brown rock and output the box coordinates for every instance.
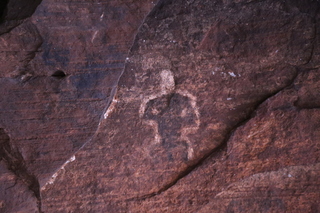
[0,128,39,213]
[199,163,320,213]
[1,0,320,212]
[0,0,155,211]
[126,70,320,212]
[39,0,320,212]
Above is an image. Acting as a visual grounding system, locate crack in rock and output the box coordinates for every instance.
[0,128,42,213]
[41,155,76,190]
[39,0,162,192]
[126,70,300,201]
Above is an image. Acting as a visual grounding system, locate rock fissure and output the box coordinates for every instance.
[0,128,42,212]
[39,0,161,191]
[4,178,17,190]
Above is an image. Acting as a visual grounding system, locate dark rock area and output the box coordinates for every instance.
[1,0,320,212]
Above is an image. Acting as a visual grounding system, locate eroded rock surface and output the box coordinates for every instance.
[1,0,320,212]
[0,0,155,211]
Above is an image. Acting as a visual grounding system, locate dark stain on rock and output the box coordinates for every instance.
[42,42,70,67]
[0,0,8,23]
[71,72,105,90]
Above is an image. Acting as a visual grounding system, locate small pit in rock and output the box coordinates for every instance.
[51,70,66,79]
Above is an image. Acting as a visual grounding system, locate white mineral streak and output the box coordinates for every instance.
[42,155,76,190]
[91,30,99,43]
[104,98,118,119]
[100,12,104,21]
[228,71,237,77]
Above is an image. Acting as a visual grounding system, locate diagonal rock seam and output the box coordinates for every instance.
[0,18,45,213]
[0,1,46,212]
[124,8,320,201]
[20,21,44,82]
[0,128,43,213]
[126,69,301,202]
[40,0,161,190]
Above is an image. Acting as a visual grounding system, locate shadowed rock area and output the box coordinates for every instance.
[1,0,320,212]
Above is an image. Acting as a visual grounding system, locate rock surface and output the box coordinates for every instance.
[1,0,320,212]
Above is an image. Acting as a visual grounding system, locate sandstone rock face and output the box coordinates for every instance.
[1,0,320,212]
[0,0,155,211]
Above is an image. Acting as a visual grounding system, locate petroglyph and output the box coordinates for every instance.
[136,67,202,160]
[143,120,161,145]
[143,93,200,160]
[139,69,175,117]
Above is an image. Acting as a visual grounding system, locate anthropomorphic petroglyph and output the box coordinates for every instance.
[143,93,199,160]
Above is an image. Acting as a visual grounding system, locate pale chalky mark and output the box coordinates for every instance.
[141,54,172,71]
[160,69,175,93]
[42,155,76,190]
[100,12,104,21]
[139,70,200,160]
[91,30,99,43]
[176,89,200,127]
[104,98,118,119]
[139,69,175,117]
[180,128,195,160]
[176,89,201,160]
[139,94,159,118]
[228,71,237,77]
[143,120,161,144]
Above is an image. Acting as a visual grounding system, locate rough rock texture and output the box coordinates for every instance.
[0,0,155,211]
[1,0,320,212]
